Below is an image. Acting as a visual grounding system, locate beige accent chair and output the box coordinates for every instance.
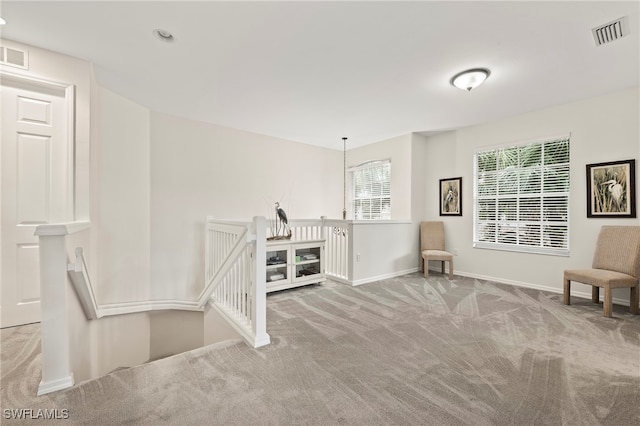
[420,221,454,279]
[563,226,640,318]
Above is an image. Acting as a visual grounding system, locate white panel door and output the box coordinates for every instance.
[1,80,69,328]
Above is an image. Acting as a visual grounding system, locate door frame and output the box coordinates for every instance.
[1,70,76,327]
[1,70,76,221]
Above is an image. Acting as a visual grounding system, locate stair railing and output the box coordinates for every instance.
[202,216,269,348]
[321,218,352,282]
[285,217,352,282]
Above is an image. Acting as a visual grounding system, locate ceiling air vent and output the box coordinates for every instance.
[0,45,29,69]
[592,16,629,46]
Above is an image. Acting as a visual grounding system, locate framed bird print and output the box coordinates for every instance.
[439,177,462,216]
[586,159,636,218]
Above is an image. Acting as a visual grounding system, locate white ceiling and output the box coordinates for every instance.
[1,1,638,150]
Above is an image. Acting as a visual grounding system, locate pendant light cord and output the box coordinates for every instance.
[342,137,347,220]
[342,138,347,220]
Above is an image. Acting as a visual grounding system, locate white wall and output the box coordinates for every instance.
[419,87,640,299]
[351,221,418,284]
[86,84,153,378]
[93,313,151,375]
[149,112,343,300]
[204,304,243,346]
[345,133,427,284]
[91,86,151,304]
[347,134,413,220]
[149,311,203,361]
[411,133,429,222]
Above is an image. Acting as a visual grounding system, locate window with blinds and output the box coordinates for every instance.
[473,136,570,256]
[350,160,391,220]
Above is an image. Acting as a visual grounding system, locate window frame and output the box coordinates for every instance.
[349,159,392,220]
[473,136,570,256]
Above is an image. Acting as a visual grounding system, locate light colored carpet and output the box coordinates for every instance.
[1,273,639,425]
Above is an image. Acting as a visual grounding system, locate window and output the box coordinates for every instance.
[350,160,391,220]
[473,136,570,255]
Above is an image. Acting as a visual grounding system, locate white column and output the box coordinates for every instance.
[251,216,270,347]
[346,221,354,282]
[35,226,74,395]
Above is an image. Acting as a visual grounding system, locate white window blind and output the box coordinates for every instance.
[473,136,570,256]
[350,160,391,220]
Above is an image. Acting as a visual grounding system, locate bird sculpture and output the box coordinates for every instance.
[601,179,624,210]
[275,202,289,237]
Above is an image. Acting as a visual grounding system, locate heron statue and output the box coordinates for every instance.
[444,189,455,212]
[275,202,289,237]
[601,179,624,209]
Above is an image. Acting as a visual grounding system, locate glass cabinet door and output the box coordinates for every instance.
[294,245,322,280]
[266,248,288,283]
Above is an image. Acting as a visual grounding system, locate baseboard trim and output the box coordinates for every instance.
[330,267,632,307]
[37,374,75,396]
[451,270,632,307]
[351,268,420,287]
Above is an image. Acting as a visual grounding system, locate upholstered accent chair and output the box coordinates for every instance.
[420,221,454,279]
[563,226,640,317]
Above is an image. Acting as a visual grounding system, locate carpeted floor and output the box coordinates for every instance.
[1,273,639,425]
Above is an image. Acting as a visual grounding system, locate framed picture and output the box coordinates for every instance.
[586,159,636,218]
[439,177,462,216]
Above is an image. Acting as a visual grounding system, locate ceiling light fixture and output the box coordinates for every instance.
[0,17,6,25]
[153,29,174,43]
[450,68,490,91]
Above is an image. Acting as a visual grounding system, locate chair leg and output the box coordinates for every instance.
[603,287,613,318]
[592,286,599,303]
[441,261,445,274]
[423,259,429,278]
[563,278,571,305]
[630,286,639,315]
[448,259,453,280]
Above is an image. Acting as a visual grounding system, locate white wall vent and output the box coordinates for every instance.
[0,45,29,70]
[592,16,629,46]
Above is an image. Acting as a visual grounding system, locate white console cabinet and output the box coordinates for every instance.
[266,239,325,293]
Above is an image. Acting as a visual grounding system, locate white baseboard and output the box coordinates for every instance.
[37,374,74,396]
[330,266,632,308]
[351,267,420,287]
[451,269,632,308]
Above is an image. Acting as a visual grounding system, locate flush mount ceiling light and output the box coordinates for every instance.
[153,29,174,43]
[450,68,490,91]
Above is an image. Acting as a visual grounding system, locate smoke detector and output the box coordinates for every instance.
[592,16,629,46]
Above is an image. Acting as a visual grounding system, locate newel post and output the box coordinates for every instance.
[320,216,327,240]
[251,216,270,347]
[34,225,75,395]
